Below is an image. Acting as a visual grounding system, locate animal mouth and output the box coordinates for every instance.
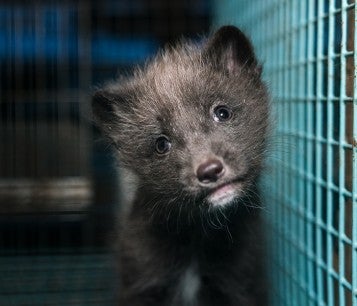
[211,177,243,192]
[205,177,246,206]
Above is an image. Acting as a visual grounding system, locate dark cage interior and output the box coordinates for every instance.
[0,0,211,305]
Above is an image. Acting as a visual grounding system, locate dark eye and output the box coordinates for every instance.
[213,105,233,122]
[155,136,171,155]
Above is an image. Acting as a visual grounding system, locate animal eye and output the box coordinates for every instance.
[213,105,233,122]
[155,136,171,155]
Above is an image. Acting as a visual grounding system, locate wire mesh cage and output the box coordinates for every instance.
[214,0,357,305]
[2,0,356,305]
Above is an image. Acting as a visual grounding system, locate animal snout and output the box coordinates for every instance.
[196,159,225,184]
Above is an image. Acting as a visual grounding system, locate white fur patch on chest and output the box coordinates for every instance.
[174,262,201,306]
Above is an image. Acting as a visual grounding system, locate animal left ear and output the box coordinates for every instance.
[204,25,262,76]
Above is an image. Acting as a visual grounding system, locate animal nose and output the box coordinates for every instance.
[196,159,225,184]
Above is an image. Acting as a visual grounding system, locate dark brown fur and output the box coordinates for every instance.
[92,26,270,306]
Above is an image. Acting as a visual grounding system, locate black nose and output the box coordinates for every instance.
[196,159,225,184]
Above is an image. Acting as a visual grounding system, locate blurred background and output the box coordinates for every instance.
[0,0,356,306]
[0,0,211,305]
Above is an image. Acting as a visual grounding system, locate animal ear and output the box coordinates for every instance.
[204,25,261,75]
[92,89,125,137]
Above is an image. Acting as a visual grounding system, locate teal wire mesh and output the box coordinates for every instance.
[214,1,357,306]
[0,252,118,306]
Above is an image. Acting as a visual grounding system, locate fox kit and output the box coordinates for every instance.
[92,26,270,306]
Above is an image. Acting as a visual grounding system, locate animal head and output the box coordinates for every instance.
[92,26,269,214]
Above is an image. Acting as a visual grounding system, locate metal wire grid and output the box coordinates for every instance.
[214,0,356,305]
[0,2,115,305]
[0,2,94,214]
[0,252,118,305]
[0,2,212,305]
[0,2,92,179]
